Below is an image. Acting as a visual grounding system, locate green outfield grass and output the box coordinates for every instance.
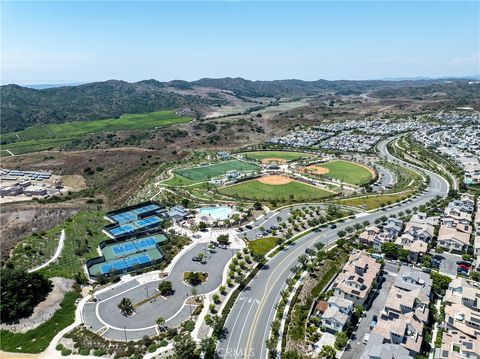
[240,151,312,162]
[0,111,191,155]
[218,179,334,202]
[309,160,374,185]
[174,160,260,182]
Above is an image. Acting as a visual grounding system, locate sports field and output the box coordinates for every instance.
[240,151,312,162]
[218,176,334,202]
[1,111,191,155]
[304,160,374,186]
[174,160,260,182]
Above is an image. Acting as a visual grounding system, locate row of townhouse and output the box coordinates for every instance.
[474,198,480,271]
[315,251,382,334]
[361,266,433,359]
[437,277,480,359]
[438,194,475,253]
[395,212,439,262]
[358,213,438,263]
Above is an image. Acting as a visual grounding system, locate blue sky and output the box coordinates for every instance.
[1,1,479,84]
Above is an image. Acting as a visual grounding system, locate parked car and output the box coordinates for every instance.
[330,224,337,229]
[457,260,472,266]
[192,256,201,262]
[237,227,244,232]
[245,225,253,230]
[458,264,471,270]
[370,316,378,329]
[363,333,370,344]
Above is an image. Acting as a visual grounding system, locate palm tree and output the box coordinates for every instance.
[118,297,133,315]
[156,316,166,331]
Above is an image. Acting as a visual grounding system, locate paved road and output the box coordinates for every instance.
[84,243,237,340]
[372,164,395,192]
[342,271,396,358]
[216,136,449,359]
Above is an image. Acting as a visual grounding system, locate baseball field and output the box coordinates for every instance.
[303,160,374,186]
[174,160,260,182]
[218,175,334,202]
[240,151,313,163]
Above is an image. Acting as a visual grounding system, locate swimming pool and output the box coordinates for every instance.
[199,206,233,221]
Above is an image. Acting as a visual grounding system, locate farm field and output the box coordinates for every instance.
[305,160,374,185]
[218,178,334,202]
[0,111,191,155]
[240,150,313,162]
[174,160,260,182]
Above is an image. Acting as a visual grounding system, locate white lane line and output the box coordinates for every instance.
[225,296,250,353]
[235,299,258,357]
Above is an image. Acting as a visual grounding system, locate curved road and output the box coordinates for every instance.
[216,137,449,359]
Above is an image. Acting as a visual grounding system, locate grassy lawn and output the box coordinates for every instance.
[240,151,312,162]
[247,237,277,256]
[0,291,81,353]
[7,226,62,272]
[15,211,108,279]
[1,111,191,155]
[313,160,374,185]
[337,191,413,210]
[175,160,260,182]
[218,179,334,202]
[162,173,198,186]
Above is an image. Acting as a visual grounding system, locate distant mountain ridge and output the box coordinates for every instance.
[1,77,477,133]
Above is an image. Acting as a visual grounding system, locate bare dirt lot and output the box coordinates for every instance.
[257,175,293,185]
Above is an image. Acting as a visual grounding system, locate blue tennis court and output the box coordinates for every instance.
[99,254,151,274]
[107,216,162,237]
[110,204,160,224]
[136,237,157,249]
[112,242,137,256]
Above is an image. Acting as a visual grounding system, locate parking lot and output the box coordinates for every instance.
[342,271,395,359]
[241,204,327,240]
[84,243,237,340]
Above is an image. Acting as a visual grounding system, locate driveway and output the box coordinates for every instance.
[433,251,461,277]
[342,271,395,359]
[84,243,236,339]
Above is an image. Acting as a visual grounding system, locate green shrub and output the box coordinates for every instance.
[159,339,168,347]
[61,348,72,356]
[148,344,157,353]
[93,349,106,356]
[56,344,64,351]
[79,348,90,356]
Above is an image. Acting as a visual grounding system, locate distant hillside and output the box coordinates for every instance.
[0,77,472,132]
[0,80,222,132]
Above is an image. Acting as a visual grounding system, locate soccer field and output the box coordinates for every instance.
[240,151,312,162]
[307,160,374,185]
[174,160,260,182]
[218,179,334,202]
